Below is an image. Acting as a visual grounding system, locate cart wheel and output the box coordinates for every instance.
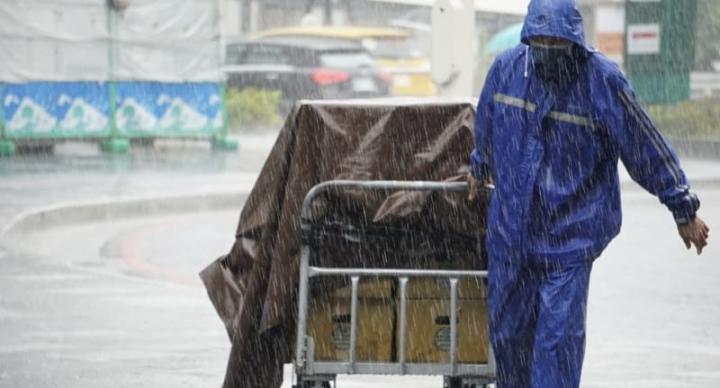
[444,377,486,388]
[444,377,463,388]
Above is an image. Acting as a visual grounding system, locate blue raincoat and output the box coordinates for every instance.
[469,0,700,386]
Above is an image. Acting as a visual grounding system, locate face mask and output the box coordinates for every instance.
[530,42,577,83]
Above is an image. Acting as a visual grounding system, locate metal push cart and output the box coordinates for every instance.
[294,180,496,388]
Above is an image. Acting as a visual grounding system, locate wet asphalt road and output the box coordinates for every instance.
[0,135,275,388]
[0,136,275,227]
[1,136,719,388]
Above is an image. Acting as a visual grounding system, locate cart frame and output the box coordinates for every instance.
[295,180,496,388]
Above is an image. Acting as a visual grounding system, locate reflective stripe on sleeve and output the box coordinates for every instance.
[618,90,681,184]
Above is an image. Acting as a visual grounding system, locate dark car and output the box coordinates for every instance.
[224,37,392,114]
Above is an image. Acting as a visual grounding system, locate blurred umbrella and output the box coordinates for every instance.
[484,23,523,55]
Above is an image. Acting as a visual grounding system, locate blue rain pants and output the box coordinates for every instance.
[488,256,592,388]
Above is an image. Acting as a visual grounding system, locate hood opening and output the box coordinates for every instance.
[520,0,592,54]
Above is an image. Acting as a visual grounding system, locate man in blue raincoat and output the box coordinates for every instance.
[467,0,710,387]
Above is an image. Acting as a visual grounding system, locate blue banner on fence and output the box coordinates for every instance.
[1,82,224,138]
[2,82,111,137]
[114,82,223,134]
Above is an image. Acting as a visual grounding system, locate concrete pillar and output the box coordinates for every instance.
[431,0,476,97]
[249,0,261,32]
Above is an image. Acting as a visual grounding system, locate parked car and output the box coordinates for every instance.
[253,26,437,97]
[224,38,392,114]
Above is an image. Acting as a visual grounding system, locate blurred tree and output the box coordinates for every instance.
[695,0,720,71]
[225,88,282,131]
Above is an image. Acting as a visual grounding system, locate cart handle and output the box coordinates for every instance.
[300,180,493,220]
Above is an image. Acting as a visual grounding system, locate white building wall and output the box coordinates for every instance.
[220,0,243,39]
[0,0,223,82]
[594,3,625,64]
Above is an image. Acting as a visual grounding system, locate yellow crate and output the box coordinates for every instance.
[406,277,487,300]
[307,277,490,364]
[308,279,394,362]
[402,299,489,364]
[403,255,486,300]
[334,277,393,299]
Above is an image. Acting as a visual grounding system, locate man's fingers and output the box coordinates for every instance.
[692,235,708,255]
[698,228,709,241]
[678,218,710,255]
[467,175,480,202]
[682,236,691,250]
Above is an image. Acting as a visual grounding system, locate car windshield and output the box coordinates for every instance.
[361,37,424,60]
[225,44,245,65]
[242,44,293,65]
[319,50,375,69]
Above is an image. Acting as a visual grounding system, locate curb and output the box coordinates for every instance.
[671,139,720,161]
[1,190,248,243]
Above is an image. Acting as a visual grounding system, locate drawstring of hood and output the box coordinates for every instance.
[519,1,594,82]
[524,46,530,78]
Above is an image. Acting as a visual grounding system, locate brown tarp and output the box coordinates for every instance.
[200,99,490,388]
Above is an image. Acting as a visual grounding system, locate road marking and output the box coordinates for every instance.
[118,222,201,288]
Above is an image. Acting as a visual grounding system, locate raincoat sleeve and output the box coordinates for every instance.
[469,60,499,182]
[608,75,700,225]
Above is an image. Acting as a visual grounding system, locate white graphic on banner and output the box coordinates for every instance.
[212,111,223,129]
[159,98,208,130]
[115,98,158,131]
[58,95,109,132]
[6,97,57,133]
[4,94,20,107]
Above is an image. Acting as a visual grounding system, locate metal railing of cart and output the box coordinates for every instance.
[294,180,496,388]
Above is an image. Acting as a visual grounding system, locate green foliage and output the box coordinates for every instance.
[695,0,720,71]
[647,99,720,140]
[225,87,282,131]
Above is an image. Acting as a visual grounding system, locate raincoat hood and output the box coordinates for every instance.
[520,0,591,53]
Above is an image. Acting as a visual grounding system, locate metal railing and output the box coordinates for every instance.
[691,72,720,100]
[295,180,495,382]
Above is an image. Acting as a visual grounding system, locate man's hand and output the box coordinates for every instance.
[678,216,710,255]
[467,174,482,202]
